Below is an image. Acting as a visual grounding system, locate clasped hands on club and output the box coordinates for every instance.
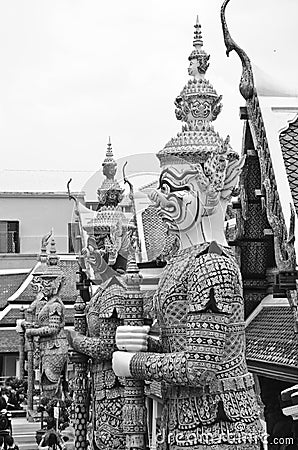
[112,325,150,377]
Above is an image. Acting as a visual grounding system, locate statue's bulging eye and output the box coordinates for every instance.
[161,183,170,194]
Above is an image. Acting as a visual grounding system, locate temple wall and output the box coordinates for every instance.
[0,193,83,254]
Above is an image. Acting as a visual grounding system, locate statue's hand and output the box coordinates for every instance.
[16,319,26,333]
[112,351,134,377]
[22,320,33,329]
[116,325,150,352]
[64,329,76,347]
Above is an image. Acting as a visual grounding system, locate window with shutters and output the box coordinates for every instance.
[0,221,20,253]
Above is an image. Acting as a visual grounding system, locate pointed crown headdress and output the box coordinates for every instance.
[32,232,64,292]
[97,138,124,208]
[157,16,244,206]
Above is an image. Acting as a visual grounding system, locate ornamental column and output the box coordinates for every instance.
[16,306,25,380]
[123,254,146,450]
[73,294,89,450]
[27,336,34,414]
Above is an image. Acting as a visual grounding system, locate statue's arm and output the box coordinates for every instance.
[67,317,118,360]
[130,314,228,386]
[67,330,116,360]
[26,300,63,337]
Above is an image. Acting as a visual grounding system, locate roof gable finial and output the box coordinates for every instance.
[221,0,254,100]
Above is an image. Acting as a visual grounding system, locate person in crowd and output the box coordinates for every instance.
[6,390,18,411]
[38,432,63,450]
[61,425,75,450]
[5,436,19,450]
[0,392,7,411]
[38,418,64,450]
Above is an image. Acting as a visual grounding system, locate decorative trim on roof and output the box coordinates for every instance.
[246,302,298,380]
[280,116,298,216]
[245,294,289,327]
[221,0,297,271]
[247,360,298,384]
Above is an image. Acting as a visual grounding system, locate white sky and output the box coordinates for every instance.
[0,0,297,173]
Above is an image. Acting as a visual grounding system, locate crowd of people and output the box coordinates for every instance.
[0,388,21,412]
[0,435,19,450]
[0,379,77,449]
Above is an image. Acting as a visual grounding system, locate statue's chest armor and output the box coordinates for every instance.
[38,304,50,326]
[156,253,192,351]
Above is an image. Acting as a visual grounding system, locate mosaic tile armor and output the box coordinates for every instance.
[68,277,126,450]
[25,235,68,398]
[131,243,262,448]
[112,16,263,449]
[33,294,68,394]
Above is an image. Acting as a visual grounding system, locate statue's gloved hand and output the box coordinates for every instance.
[22,320,34,329]
[16,319,26,333]
[112,351,134,377]
[116,325,150,352]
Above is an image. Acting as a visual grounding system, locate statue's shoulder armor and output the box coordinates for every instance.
[188,249,241,315]
[89,276,127,319]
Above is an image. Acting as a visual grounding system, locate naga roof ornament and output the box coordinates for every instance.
[221,0,254,100]
[97,137,124,208]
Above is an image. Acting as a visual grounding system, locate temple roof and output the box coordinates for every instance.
[256,94,298,258]
[246,296,298,382]
[0,330,20,353]
[221,0,298,261]
[279,116,298,216]
[0,271,29,309]
[0,257,78,333]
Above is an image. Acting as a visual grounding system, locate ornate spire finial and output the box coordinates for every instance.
[188,15,210,77]
[157,13,243,192]
[193,15,203,49]
[48,237,59,266]
[163,15,222,142]
[35,231,62,278]
[103,137,116,174]
[39,229,53,264]
[97,138,124,208]
[125,245,143,289]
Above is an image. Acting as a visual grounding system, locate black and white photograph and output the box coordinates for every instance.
[0,1,297,449]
